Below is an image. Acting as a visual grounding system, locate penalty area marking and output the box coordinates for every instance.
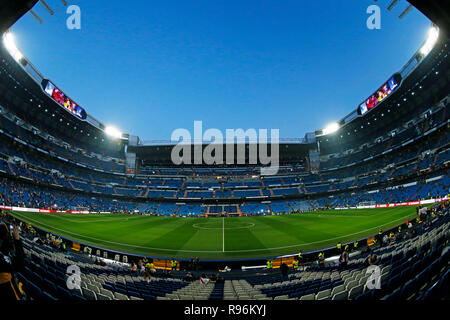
[11,211,414,254]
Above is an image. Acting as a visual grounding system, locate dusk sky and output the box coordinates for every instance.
[11,0,430,141]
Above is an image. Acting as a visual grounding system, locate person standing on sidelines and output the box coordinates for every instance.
[143,262,151,283]
[292,258,299,271]
[317,252,325,268]
[298,250,305,270]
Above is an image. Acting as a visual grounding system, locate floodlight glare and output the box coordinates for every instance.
[323,122,340,135]
[3,32,23,62]
[104,126,122,139]
[420,26,439,56]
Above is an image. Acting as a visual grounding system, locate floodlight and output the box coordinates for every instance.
[3,32,23,62]
[323,122,340,135]
[104,126,122,139]
[420,26,439,56]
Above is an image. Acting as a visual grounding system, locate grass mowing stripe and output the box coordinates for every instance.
[148,220,199,250]
[224,218,269,253]
[255,216,313,242]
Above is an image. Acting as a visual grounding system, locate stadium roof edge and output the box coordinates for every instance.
[0,0,39,34]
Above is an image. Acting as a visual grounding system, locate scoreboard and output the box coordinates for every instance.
[358,73,402,116]
[41,79,87,120]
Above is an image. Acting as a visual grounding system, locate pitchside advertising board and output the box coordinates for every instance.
[357,73,402,116]
[41,79,87,120]
[327,196,447,210]
[1,197,447,214]
[0,206,91,214]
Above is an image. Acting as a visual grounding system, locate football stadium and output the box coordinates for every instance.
[0,0,449,304]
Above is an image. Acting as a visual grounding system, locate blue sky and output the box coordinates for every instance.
[11,0,430,141]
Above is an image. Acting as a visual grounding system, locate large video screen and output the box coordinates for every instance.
[358,74,402,115]
[42,80,87,120]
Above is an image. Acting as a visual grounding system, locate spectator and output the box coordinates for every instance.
[367,254,379,266]
[0,222,25,300]
[195,257,200,271]
[184,272,194,282]
[339,250,349,269]
[382,234,389,246]
[377,228,383,244]
[280,263,289,281]
[200,273,210,285]
[143,263,152,283]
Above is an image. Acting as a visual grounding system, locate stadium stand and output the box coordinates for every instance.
[0,0,449,302]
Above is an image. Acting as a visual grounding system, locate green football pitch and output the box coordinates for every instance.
[9,206,418,260]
